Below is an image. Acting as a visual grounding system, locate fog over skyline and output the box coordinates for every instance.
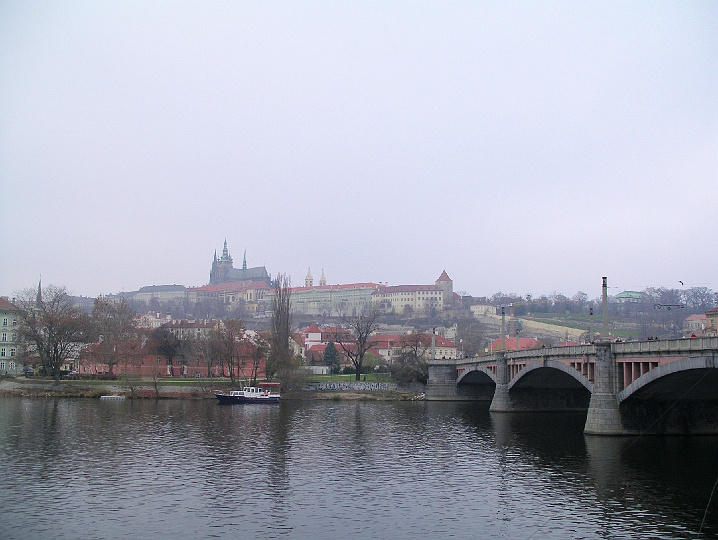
[2,2,717,301]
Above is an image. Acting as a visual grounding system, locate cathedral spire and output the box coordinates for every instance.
[36,277,42,308]
[320,269,326,286]
[243,249,247,270]
[305,268,313,288]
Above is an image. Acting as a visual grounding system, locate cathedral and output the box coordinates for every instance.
[209,240,271,286]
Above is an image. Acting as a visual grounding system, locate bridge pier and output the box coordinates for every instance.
[425,357,458,400]
[584,342,624,435]
[489,352,511,412]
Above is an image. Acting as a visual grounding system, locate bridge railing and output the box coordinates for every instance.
[455,337,718,368]
[456,345,595,367]
[612,336,718,355]
[506,344,595,361]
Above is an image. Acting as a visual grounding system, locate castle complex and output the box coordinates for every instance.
[117,240,456,317]
[262,268,455,317]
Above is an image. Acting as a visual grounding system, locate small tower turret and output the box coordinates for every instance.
[305,268,313,288]
[320,269,326,286]
[435,270,453,308]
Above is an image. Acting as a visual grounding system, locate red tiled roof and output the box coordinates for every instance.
[436,270,451,282]
[378,285,441,293]
[0,298,19,311]
[288,282,382,293]
[489,336,543,351]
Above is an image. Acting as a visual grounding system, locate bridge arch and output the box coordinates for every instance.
[456,366,496,386]
[617,355,718,404]
[508,360,594,393]
[457,366,496,386]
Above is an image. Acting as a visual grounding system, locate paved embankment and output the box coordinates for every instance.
[0,378,215,399]
[0,378,426,400]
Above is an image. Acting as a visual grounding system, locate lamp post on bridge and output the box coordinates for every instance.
[515,328,521,351]
[500,305,506,351]
[602,277,608,339]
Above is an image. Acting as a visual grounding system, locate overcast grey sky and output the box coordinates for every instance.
[1,1,716,300]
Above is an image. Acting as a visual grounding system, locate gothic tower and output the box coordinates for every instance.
[209,239,234,284]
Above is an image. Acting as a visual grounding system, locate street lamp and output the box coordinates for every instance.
[500,305,506,351]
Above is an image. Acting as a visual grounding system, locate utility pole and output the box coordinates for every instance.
[602,276,608,339]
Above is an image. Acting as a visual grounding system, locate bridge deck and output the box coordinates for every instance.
[453,337,718,391]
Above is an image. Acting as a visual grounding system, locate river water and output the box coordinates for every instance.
[1,396,717,539]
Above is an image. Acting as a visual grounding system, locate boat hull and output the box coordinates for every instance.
[215,393,280,404]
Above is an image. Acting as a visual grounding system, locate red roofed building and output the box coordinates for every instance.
[262,280,383,316]
[373,271,455,314]
[79,327,269,380]
[190,280,269,313]
[371,333,457,363]
[705,307,718,337]
[683,313,708,337]
[162,318,221,340]
[262,270,456,316]
[489,336,545,352]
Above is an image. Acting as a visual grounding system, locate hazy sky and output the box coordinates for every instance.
[2,1,717,301]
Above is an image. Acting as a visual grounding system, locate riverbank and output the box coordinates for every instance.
[0,377,425,401]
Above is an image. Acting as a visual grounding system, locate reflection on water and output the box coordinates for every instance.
[1,397,717,539]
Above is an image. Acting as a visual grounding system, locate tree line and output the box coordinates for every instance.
[13,278,302,388]
[486,286,715,317]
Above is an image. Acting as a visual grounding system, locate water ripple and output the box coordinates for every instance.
[1,398,717,539]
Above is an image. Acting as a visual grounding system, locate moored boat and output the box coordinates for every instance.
[215,382,280,404]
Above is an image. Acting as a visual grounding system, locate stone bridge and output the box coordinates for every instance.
[426,337,718,435]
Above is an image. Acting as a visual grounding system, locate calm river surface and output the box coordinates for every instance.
[1,396,718,539]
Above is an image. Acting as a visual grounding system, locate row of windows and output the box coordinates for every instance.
[1,333,16,342]
[0,348,17,357]
[2,318,18,326]
[0,361,17,371]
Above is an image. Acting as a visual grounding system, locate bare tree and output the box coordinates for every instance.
[218,318,246,386]
[244,332,268,387]
[456,318,487,357]
[191,320,223,381]
[119,336,143,397]
[15,284,91,386]
[684,286,716,313]
[89,296,136,378]
[267,273,294,381]
[339,306,380,381]
[152,327,183,375]
[390,332,430,383]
